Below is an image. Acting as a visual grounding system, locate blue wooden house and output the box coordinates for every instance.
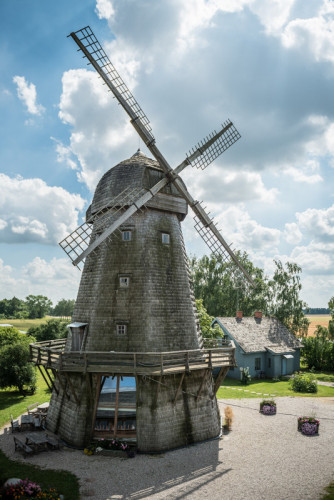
[212,313,301,379]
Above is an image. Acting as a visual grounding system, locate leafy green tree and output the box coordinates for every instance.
[0,326,35,348]
[190,252,267,317]
[25,295,53,319]
[328,296,334,340]
[0,297,27,318]
[263,260,309,336]
[27,318,68,342]
[0,342,36,394]
[195,299,221,338]
[302,327,334,371]
[52,299,75,317]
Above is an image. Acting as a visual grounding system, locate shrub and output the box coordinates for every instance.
[240,367,251,385]
[289,372,318,393]
[27,319,68,342]
[0,342,36,394]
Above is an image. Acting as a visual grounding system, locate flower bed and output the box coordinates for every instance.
[298,417,319,435]
[0,478,62,499]
[84,438,136,458]
[260,399,277,415]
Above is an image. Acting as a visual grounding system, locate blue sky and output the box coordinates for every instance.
[1,0,334,307]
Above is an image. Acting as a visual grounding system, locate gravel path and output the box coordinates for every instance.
[1,397,333,500]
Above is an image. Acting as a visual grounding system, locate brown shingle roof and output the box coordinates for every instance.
[215,317,301,353]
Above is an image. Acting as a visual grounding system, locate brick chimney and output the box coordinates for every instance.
[254,311,262,319]
[236,311,243,319]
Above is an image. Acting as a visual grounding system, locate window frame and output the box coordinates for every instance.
[119,276,130,288]
[121,230,132,242]
[116,324,127,336]
[255,357,261,371]
[161,232,170,244]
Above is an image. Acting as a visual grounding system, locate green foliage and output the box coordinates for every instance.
[0,342,36,394]
[0,297,28,319]
[52,298,75,317]
[289,372,318,393]
[25,295,53,319]
[27,318,68,342]
[302,332,334,371]
[195,299,221,338]
[240,367,251,385]
[189,253,267,317]
[0,326,34,348]
[0,449,80,499]
[266,260,309,336]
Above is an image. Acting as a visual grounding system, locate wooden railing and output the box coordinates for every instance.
[29,339,235,375]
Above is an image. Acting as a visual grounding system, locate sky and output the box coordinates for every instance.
[0,0,334,307]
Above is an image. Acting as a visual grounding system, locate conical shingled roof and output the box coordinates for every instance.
[90,150,181,216]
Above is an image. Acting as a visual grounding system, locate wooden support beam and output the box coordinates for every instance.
[173,372,185,405]
[113,376,120,437]
[64,372,80,405]
[196,370,208,401]
[44,367,58,395]
[91,375,102,435]
[154,375,162,406]
[86,373,93,401]
[214,366,229,394]
[37,365,52,392]
[53,370,65,393]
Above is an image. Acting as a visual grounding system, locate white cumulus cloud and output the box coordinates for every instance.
[13,75,45,116]
[0,174,85,244]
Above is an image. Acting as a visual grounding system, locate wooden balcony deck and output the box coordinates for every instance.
[29,339,236,376]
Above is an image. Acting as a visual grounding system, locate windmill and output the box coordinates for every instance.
[42,26,254,452]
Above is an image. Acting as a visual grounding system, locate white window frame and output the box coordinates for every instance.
[161,232,170,244]
[122,230,132,241]
[116,324,127,336]
[119,276,130,288]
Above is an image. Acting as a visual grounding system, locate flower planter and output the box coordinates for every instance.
[298,417,319,435]
[261,404,277,415]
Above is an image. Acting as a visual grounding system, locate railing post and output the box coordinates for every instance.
[134,353,137,372]
[160,354,164,375]
[208,350,212,369]
[185,352,190,372]
[48,349,51,367]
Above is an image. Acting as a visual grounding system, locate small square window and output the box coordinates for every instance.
[122,231,131,241]
[162,233,170,244]
[120,277,130,288]
[116,324,127,336]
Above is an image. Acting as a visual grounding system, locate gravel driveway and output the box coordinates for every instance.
[1,397,333,500]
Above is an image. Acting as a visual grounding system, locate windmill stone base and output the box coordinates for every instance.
[46,370,221,451]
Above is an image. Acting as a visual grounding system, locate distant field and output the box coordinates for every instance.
[0,317,50,331]
[306,314,331,336]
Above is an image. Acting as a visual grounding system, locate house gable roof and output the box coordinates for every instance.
[214,317,301,354]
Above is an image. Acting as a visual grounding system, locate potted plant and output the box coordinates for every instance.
[297,416,320,435]
[260,399,277,415]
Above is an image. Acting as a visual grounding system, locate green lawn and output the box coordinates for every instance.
[0,317,49,331]
[217,376,334,399]
[0,370,51,428]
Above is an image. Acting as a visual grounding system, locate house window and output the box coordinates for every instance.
[161,233,170,244]
[255,357,261,371]
[119,276,130,288]
[116,324,127,336]
[268,358,271,368]
[122,230,131,241]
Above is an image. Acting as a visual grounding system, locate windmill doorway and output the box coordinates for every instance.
[93,375,136,441]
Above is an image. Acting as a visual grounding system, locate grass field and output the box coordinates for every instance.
[305,314,331,336]
[0,317,52,331]
[0,370,51,429]
[217,376,334,399]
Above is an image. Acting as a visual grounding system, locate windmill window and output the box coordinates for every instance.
[122,230,132,241]
[161,233,170,244]
[116,324,127,336]
[119,276,130,288]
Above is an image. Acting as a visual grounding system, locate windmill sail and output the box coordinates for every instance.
[67,26,255,286]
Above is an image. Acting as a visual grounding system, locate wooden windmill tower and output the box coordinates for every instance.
[32,26,255,452]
